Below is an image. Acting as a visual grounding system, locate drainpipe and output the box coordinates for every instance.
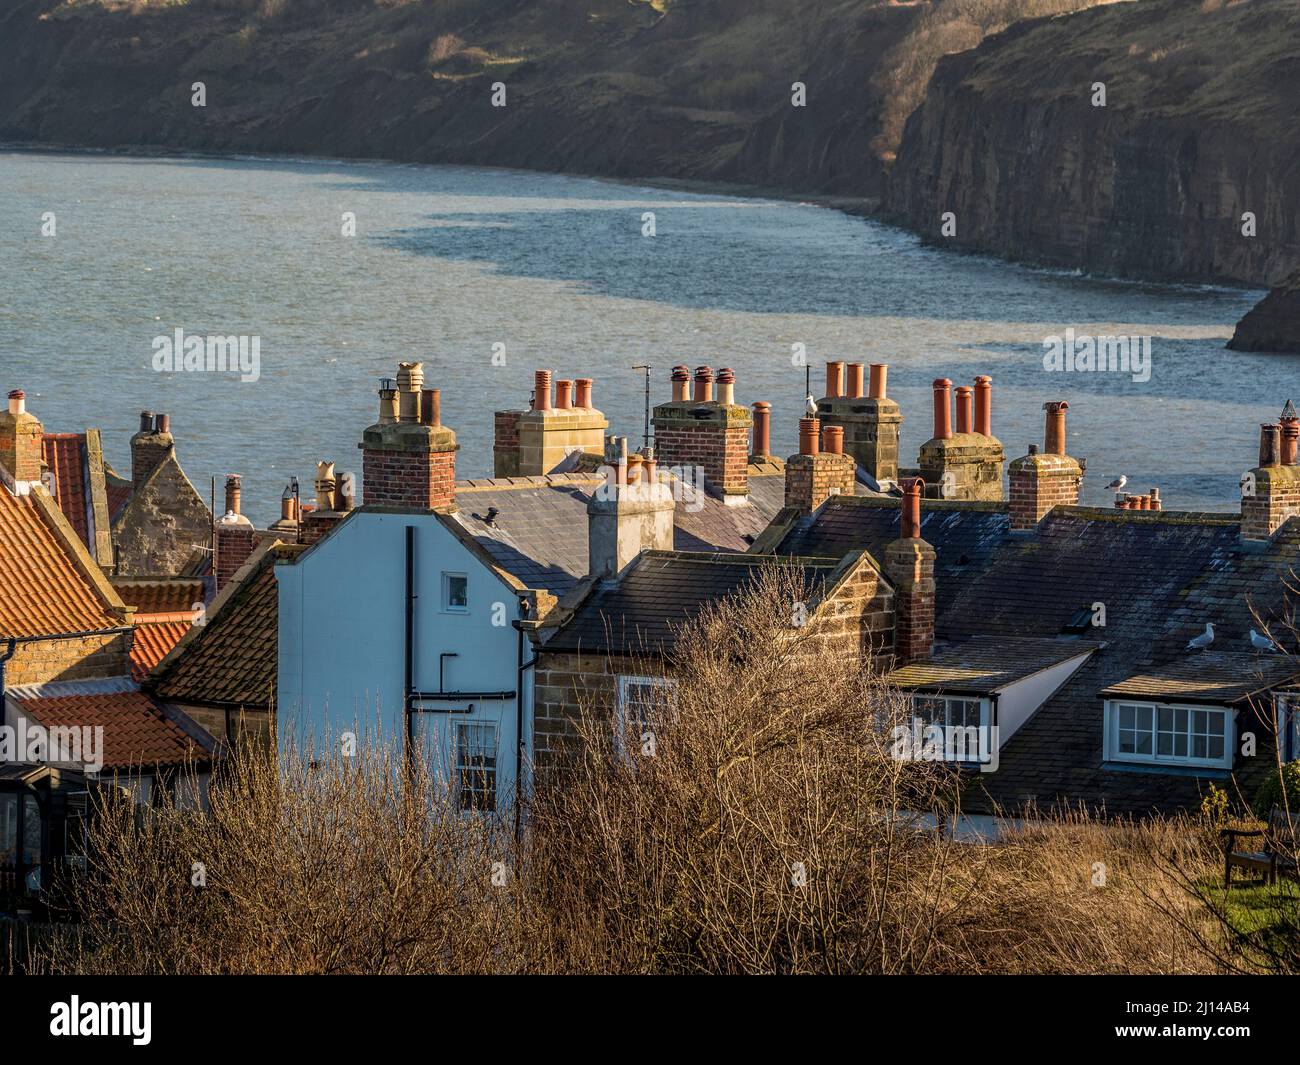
[0,637,15,709]
[404,525,415,776]
[513,611,537,843]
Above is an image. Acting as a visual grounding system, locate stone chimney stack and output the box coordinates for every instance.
[493,368,608,477]
[130,409,174,491]
[883,478,935,665]
[784,415,856,514]
[1242,401,1300,541]
[917,375,1005,500]
[360,363,458,510]
[0,389,44,489]
[214,473,258,591]
[815,361,902,484]
[1008,401,1084,532]
[587,436,675,580]
[652,365,753,505]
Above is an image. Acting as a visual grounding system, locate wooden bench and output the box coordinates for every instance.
[1223,806,1299,887]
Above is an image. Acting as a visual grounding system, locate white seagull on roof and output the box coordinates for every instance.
[805,394,818,417]
[1105,475,1127,491]
[1186,622,1214,651]
[1250,628,1277,652]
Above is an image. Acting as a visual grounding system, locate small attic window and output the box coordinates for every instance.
[442,572,469,613]
[1063,605,1095,634]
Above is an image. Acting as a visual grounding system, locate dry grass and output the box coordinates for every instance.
[33,565,1246,975]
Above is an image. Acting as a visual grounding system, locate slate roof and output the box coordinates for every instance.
[1100,652,1300,705]
[147,541,294,708]
[451,464,788,597]
[543,551,840,657]
[769,496,1011,616]
[887,636,1098,695]
[7,677,209,769]
[0,474,123,638]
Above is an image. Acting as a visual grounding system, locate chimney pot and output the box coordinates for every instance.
[1260,423,1282,467]
[575,378,593,409]
[670,365,690,403]
[846,363,865,399]
[138,410,153,433]
[534,370,553,412]
[751,401,772,460]
[822,424,844,455]
[717,367,736,407]
[7,390,25,416]
[901,477,924,539]
[154,413,170,435]
[868,363,888,400]
[555,379,573,410]
[974,375,992,436]
[931,379,952,440]
[955,386,973,435]
[224,474,242,517]
[799,417,820,456]
[421,388,441,428]
[1281,418,1299,466]
[397,362,424,422]
[1043,401,1069,456]
[693,366,714,404]
[825,361,844,400]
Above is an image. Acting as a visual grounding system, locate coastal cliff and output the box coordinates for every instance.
[1229,270,1300,353]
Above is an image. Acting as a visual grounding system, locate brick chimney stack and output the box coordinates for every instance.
[214,473,258,591]
[816,361,902,484]
[1008,401,1084,532]
[652,364,753,505]
[493,368,608,477]
[360,363,459,511]
[587,435,675,580]
[784,416,856,514]
[0,389,44,490]
[918,375,1005,500]
[883,478,935,665]
[1242,401,1300,541]
[130,409,174,491]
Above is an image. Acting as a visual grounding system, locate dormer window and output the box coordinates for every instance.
[1103,700,1233,770]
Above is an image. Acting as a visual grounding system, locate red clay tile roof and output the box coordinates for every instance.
[106,480,132,522]
[0,484,120,638]
[41,433,88,545]
[12,684,201,768]
[113,579,207,615]
[130,616,194,681]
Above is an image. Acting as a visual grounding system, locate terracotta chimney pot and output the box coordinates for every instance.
[534,370,553,412]
[974,376,992,436]
[575,378,593,409]
[1043,401,1069,456]
[846,363,865,399]
[555,379,573,411]
[670,365,690,403]
[8,390,25,416]
[901,477,924,539]
[717,367,736,407]
[825,361,844,400]
[822,424,844,455]
[751,401,772,459]
[932,379,952,441]
[869,363,888,401]
[1260,424,1282,467]
[693,366,714,404]
[154,413,170,435]
[224,474,242,517]
[799,417,820,456]
[955,386,973,435]
[1281,419,1299,466]
[420,388,441,427]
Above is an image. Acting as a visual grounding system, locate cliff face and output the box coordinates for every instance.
[0,0,918,199]
[885,0,1300,288]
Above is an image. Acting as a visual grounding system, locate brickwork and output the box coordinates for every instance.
[652,402,752,497]
[0,407,43,483]
[883,539,936,664]
[1008,452,1083,531]
[130,431,173,492]
[6,631,132,687]
[492,410,522,477]
[784,452,856,513]
[1241,464,1300,540]
[214,525,259,590]
[360,432,458,510]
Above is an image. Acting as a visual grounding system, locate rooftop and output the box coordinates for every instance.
[886,636,1099,696]
[1100,651,1300,706]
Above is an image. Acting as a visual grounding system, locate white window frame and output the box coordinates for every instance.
[909,694,992,765]
[615,675,678,757]
[1103,699,1234,770]
[454,720,499,813]
[441,571,469,614]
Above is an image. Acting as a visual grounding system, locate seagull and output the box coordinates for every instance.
[1105,475,1127,492]
[1250,628,1277,652]
[805,394,818,417]
[1186,622,1215,651]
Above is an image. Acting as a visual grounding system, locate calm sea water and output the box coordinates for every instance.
[0,150,1284,523]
